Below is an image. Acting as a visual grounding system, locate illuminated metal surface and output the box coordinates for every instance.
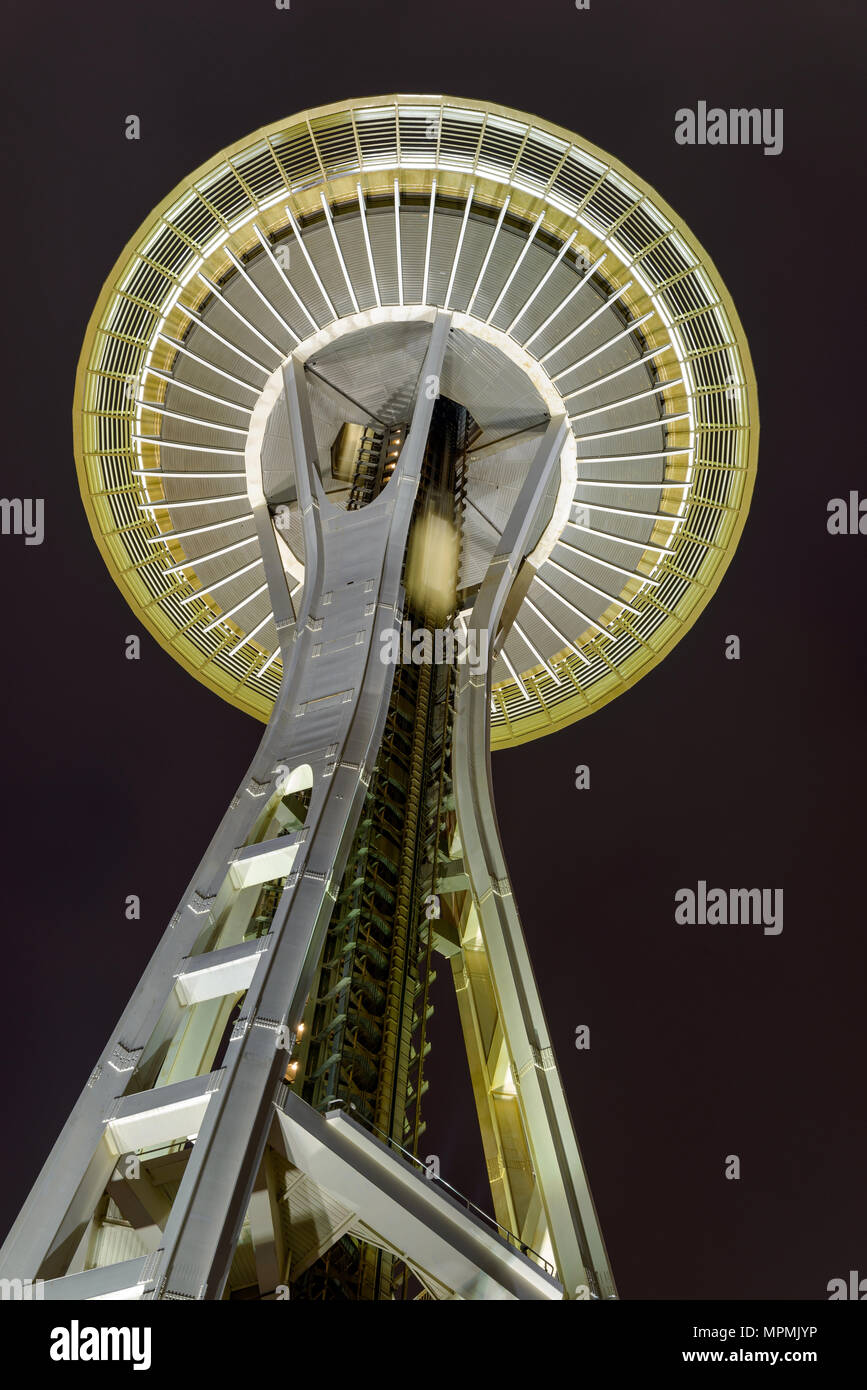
[1,100,757,1301]
[73,94,757,749]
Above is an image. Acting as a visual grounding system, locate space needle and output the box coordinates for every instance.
[0,95,757,1301]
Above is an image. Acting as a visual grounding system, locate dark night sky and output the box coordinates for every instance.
[1,0,864,1301]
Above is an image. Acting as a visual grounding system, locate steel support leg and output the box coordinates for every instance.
[452,413,617,1300]
[0,314,452,1298]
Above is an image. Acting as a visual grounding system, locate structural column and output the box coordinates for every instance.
[452,413,617,1300]
[146,313,453,1299]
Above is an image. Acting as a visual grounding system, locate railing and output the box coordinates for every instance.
[322,1097,555,1278]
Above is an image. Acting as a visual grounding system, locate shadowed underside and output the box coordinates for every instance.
[73,94,757,748]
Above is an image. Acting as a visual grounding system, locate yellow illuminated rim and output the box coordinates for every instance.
[73,94,758,750]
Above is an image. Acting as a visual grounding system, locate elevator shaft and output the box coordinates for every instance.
[290,398,469,1299]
